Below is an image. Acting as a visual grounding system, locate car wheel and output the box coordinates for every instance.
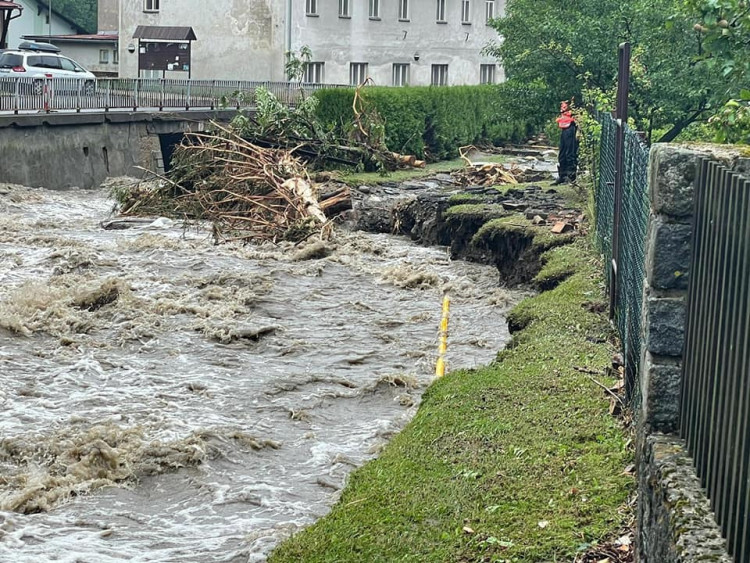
[84,81,95,95]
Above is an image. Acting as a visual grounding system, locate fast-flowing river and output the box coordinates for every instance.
[0,185,519,562]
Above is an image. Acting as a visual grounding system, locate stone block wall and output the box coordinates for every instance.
[639,435,732,563]
[637,144,750,562]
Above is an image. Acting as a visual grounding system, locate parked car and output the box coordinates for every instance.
[0,41,96,95]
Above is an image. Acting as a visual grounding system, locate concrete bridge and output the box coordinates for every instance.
[0,78,345,189]
[0,109,240,189]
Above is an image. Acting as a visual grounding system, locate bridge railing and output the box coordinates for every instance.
[0,77,347,113]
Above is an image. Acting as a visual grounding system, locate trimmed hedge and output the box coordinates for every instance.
[313,80,552,160]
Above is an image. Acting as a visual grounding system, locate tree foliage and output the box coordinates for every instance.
[487,0,732,142]
[689,0,750,143]
[41,0,97,34]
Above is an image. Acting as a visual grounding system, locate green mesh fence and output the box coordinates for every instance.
[595,113,650,407]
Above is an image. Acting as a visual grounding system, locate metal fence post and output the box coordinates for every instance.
[609,42,631,320]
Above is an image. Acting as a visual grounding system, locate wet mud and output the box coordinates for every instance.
[0,184,520,562]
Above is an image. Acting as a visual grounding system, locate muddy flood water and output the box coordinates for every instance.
[0,186,521,562]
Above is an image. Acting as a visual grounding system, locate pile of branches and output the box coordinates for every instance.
[122,123,346,243]
[450,145,549,186]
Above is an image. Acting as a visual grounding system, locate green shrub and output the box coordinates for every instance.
[313,80,552,161]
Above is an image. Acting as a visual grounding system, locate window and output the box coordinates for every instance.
[431,64,448,86]
[0,53,23,68]
[338,0,350,17]
[113,49,119,64]
[369,0,380,18]
[99,49,109,64]
[485,0,495,23]
[306,0,318,15]
[480,64,496,84]
[304,62,325,84]
[28,55,61,69]
[392,63,410,86]
[461,0,471,23]
[350,62,368,85]
[436,0,446,22]
[398,0,409,20]
[144,0,159,12]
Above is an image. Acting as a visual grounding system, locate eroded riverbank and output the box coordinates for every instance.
[0,184,521,562]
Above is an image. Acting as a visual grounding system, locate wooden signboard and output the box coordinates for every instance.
[138,41,191,77]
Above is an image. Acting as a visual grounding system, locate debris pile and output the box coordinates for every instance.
[111,84,431,243]
[450,146,551,186]
[116,123,351,243]
[452,162,521,186]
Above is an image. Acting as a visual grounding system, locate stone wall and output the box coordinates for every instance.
[637,144,750,562]
[639,435,732,563]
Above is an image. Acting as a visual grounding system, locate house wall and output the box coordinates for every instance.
[98,0,119,33]
[8,0,78,48]
[55,41,119,75]
[118,0,504,85]
[119,0,287,80]
[290,0,504,86]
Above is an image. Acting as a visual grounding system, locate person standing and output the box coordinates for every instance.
[554,101,579,185]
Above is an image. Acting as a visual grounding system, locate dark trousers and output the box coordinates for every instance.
[558,123,579,181]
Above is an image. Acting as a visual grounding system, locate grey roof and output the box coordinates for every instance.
[133,26,197,41]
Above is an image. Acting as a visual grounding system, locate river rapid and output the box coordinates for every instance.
[0,185,519,562]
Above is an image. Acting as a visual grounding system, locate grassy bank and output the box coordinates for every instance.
[270,239,632,562]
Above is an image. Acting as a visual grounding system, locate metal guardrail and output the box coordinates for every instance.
[680,159,750,563]
[0,77,346,113]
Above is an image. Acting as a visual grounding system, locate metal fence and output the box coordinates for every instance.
[0,77,345,113]
[595,112,650,404]
[680,159,750,563]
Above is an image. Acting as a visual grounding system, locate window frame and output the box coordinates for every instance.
[436,0,446,22]
[338,0,350,18]
[392,63,410,86]
[480,64,496,84]
[98,49,109,64]
[485,0,495,23]
[350,62,369,86]
[113,49,119,64]
[461,0,471,24]
[304,61,325,84]
[398,0,409,21]
[369,0,380,19]
[431,64,448,86]
[143,0,160,13]
[306,0,318,16]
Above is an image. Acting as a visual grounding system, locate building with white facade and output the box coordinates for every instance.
[4,0,81,49]
[114,0,504,85]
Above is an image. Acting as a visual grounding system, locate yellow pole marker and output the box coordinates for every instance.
[435,294,450,377]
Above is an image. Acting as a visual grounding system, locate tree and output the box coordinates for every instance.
[688,0,750,143]
[39,0,97,34]
[487,0,728,142]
